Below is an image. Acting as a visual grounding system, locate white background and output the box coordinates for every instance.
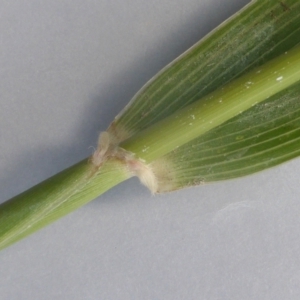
[1,1,300,299]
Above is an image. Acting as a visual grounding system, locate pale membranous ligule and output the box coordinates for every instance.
[92,131,160,193]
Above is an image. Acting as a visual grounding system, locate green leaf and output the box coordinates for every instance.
[105,0,300,192]
[108,0,300,142]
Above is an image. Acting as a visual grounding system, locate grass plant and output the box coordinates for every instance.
[1,0,300,250]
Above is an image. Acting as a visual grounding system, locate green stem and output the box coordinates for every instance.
[120,45,300,163]
[0,158,130,250]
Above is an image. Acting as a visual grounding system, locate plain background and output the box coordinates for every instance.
[1,0,300,299]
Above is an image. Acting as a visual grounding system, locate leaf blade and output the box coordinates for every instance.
[108,0,300,142]
[105,0,300,192]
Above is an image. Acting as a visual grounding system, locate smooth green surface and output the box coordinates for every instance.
[109,0,300,141]
[120,46,300,162]
[0,159,130,250]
